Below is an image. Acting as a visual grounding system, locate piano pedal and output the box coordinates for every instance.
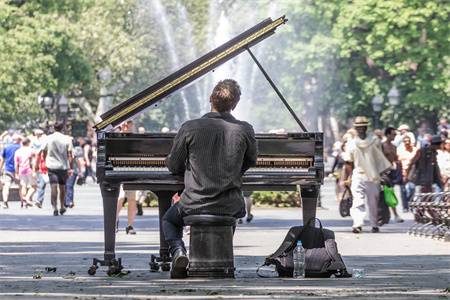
[149,254,171,272]
[88,257,124,276]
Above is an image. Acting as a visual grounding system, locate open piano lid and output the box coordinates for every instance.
[94,16,287,132]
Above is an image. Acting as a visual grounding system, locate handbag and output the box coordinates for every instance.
[383,185,398,208]
[257,218,351,278]
[339,186,352,217]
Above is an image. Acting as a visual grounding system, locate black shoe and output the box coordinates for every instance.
[246,213,254,223]
[352,226,362,234]
[125,225,136,235]
[136,202,143,216]
[53,210,59,216]
[59,208,66,215]
[2,202,9,209]
[371,227,380,233]
[170,248,189,279]
[35,202,42,209]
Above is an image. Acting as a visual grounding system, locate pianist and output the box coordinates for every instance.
[162,79,257,278]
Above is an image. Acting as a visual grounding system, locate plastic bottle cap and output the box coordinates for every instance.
[297,240,302,246]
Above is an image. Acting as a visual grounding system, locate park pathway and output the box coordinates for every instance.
[0,179,449,299]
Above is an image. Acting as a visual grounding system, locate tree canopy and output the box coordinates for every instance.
[0,0,448,134]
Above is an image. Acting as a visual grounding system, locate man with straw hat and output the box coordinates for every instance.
[343,116,392,233]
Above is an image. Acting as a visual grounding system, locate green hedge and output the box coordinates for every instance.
[141,191,301,208]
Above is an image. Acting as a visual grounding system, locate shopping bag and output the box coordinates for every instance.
[383,185,398,208]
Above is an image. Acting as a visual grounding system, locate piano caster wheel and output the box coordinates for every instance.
[161,262,171,272]
[88,265,98,276]
[107,258,123,276]
[149,254,160,272]
[149,262,160,272]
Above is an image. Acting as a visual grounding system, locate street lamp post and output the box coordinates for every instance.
[388,84,400,124]
[37,91,55,128]
[371,95,383,129]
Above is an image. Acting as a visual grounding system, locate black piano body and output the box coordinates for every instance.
[91,16,324,275]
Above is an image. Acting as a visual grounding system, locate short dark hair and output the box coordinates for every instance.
[210,79,241,112]
[384,127,396,136]
[22,137,30,146]
[53,120,64,132]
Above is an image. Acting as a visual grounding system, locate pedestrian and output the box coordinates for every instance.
[437,137,450,191]
[381,127,403,222]
[0,134,22,208]
[408,135,443,193]
[115,120,137,234]
[238,191,254,224]
[394,124,416,147]
[397,136,418,211]
[83,138,95,183]
[14,137,36,207]
[343,116,392,234]
[34,148,48,208]
[162,79,257,278]
[64,137,83,208]
[40,121,73,216]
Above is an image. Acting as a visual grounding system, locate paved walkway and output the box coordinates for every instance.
[0,179,448,299]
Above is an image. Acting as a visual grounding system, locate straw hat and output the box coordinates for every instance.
[353,116,369,127]
[398,124,410,131]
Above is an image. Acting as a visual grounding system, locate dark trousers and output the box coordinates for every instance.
[162,202,186,252]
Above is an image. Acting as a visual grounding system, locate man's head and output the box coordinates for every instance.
[403,136,412,147]
[353,116,369,139]
[34,129,44,137]
[384,127,396,141]
[12,134,21,144]
[430,134,442,151]
[53,120,64,132]
[443,138,450,151]
[119,120,134,133]
[22,137,31,147]
[210,79,241,113]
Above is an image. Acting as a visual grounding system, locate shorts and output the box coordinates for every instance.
[118,185,136,200]
[48,169,68,185]
[19,174,36,187]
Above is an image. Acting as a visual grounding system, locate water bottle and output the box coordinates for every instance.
[293,240,305,278]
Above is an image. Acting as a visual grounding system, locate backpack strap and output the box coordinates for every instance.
[266,226,303,259]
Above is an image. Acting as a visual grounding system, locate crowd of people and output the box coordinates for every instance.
[0,122,97,214]
[330,116,450,233]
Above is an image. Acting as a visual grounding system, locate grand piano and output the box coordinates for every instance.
[90,16,324,275]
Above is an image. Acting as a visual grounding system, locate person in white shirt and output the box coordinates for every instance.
[344,116,392,233]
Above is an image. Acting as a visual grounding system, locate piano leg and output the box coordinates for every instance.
[301,186,320,226]
[88,182,123,276]
[151,191,174,272]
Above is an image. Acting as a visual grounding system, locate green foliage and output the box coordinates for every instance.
[334,0,450,127]
[0,0,91,129]
[0,0,448,132]
[251,191,300,208]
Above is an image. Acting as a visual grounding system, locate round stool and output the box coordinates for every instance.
[183,215,236,278]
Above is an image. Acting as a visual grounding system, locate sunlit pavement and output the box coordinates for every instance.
[0,179,449,299]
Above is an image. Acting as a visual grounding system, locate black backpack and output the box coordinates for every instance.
[257,218,351,278]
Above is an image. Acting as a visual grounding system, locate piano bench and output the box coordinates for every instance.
[183,215,236,278]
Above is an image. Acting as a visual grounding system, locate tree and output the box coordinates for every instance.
[334,0,450,129]
[0,0,91,130]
